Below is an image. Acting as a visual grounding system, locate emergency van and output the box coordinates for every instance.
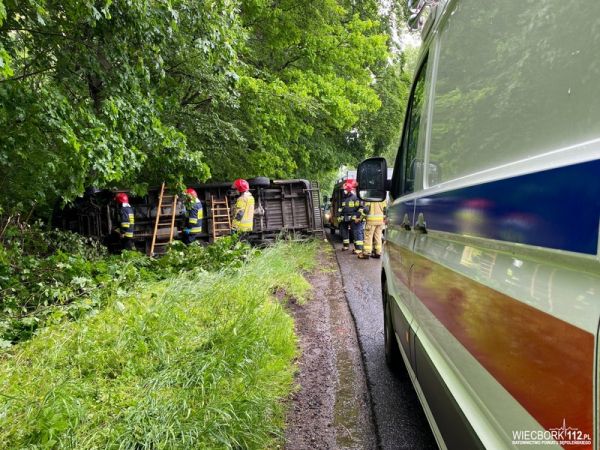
[357,0,600,448]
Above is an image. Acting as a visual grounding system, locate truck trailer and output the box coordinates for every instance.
[53,178,324,254]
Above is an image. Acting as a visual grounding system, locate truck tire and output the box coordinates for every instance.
[249,177,270,187]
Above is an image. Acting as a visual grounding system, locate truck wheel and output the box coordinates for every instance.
[383,281,402,373]
[249,177,270,187]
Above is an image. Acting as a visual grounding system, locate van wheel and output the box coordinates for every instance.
[383,282,402,372]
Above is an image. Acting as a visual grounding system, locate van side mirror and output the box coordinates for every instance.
[357,157,388,201]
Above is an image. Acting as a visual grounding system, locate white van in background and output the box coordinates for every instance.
[358,0,600,448]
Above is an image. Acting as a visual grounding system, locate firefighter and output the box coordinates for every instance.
[362,200,387,258]
[231,178,255,234]
[114,192,135,251]
[337,179,365,255]
[182,188,203,244]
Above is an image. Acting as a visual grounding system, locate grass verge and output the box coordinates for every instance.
[0,240,317,449]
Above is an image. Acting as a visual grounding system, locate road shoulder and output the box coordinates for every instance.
[285,246,376,450]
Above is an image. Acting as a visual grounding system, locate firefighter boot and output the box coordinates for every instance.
[357,252,370,259]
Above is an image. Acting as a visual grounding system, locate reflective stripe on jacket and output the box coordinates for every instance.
[364,201,386,224]
[232,191,255,232]
[337,191,364,222]
[120,204,135,238]
[185,199,203,233]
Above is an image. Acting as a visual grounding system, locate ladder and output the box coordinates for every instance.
[309,180,325,238]
[149,182,178,256]
[211,195,231,240]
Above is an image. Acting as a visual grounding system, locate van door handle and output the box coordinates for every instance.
[401,213,412,231]
[414,212,427,234]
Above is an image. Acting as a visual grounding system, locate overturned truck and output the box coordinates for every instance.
[54,178,324,253]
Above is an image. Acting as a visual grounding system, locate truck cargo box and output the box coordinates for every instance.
[53,178,324,253]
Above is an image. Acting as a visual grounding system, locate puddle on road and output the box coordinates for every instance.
[334,346,370,449]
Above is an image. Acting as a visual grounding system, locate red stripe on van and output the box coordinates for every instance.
[406,249,593,449]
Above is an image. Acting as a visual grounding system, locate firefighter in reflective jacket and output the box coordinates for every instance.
[337,179,365,255]
[115,192,135,250]
[182,188,203,244]
[231,178,255,233]
[363,200,387,258]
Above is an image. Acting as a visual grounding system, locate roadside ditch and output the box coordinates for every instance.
[285,247,377,450]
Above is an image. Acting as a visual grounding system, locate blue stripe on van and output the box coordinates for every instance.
[391,159,600,255]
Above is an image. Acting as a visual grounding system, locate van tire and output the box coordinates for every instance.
[383,282,403,373]
[249,177,270,187]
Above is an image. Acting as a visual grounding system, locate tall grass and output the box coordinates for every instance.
[0,240,317,449]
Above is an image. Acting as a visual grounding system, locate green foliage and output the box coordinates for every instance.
[351,45,419,164]
[0,0,408,216]
[0,225,254,346]
[213,0,388,179]
[0,240,318,448]
[0,0,11,79]
[154,236,258,275]
[0,0,212,211]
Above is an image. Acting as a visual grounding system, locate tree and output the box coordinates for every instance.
[203,0,388,180]
[0,0,212,211]
[0,0,406,216]
[348,2,419,165]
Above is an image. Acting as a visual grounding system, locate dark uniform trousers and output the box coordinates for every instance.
[183,200,203,244]
[338,191,364,252]
[119,205,135,251]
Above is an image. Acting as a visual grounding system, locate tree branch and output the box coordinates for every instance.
[3,28,96,50]
[0,66,55,83]
[191,97,212,110]
[278,54,304,72]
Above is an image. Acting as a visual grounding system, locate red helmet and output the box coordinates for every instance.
[185,188,198,198]
[233,178,249,193]
[343,179,358,191]
[115,192,129,204]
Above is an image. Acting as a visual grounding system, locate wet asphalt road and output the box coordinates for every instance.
[330,233,437,450]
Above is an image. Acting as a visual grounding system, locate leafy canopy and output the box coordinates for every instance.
[0,0,414,214]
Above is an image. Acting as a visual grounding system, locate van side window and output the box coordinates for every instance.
[392,56,429,198]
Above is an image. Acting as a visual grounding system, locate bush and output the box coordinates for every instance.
[0,240,318,449]
[155,235,258,275]
[0,225,254,346]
